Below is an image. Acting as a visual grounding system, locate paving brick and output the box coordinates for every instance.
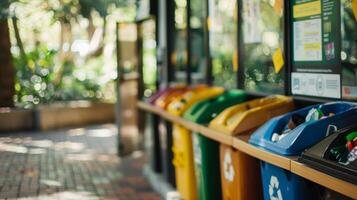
[0,124,162,199]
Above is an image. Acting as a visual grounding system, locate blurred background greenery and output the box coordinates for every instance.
[1,0,137,108]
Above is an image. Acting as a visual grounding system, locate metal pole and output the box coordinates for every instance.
[186,0,192,84]
[115,22,123,156]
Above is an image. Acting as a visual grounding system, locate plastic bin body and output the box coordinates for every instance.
[249,102,357,200]
[208,96,294,200]
[183,90,246,200]
[192,133,221,200]
[172,125,196,199]
[152,86,206,186]
[220,144,262,200]
[168,87,224,200]
[260,162,309,200]
[155,87,191,186]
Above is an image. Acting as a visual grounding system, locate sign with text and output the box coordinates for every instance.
[291,0,341,98]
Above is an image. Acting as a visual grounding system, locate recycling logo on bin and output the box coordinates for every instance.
[269,175,283,200]
[223,150,235,182]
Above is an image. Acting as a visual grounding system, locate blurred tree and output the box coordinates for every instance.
[0,0,15,107]
[79,0,129,59]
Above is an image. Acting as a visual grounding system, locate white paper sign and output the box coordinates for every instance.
[291,72,341,98]
[293,18,322,61]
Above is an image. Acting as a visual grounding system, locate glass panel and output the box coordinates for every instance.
[190,0,206,84]
[118,23,138,74]
[142,19,157,97]
[172,0,188,82]
[209,0,238,88]
[341,0,357,99]
[241,0,285,94]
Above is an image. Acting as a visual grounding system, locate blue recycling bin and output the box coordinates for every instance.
[249,102,357,200]
[260,162,309,200]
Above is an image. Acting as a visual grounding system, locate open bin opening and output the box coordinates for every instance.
[250,102,357,156]
[167,87,224,116]
[183,90,246,124]
[300,124,357,184]
[209,95,295,135]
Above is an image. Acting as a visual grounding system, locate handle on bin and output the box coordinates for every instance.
[226,96,286,121]
[217,104,251,125]
[326,125,338,137]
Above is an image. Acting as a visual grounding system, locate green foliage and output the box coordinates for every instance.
[46,0,132,23]
[0,0,11,19]
[14,46,57,108]
[14,47,105,108]
[7,0,136,108]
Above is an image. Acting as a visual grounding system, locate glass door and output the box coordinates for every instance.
[208,0,238,88]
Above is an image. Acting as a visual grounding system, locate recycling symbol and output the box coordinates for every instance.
[223,150,235,182]
[269,175,283,200]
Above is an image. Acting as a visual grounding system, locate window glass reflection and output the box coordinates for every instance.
[172,0,188,82]
[341,0,357,99]
[190,0,206,83]
[142,20,157,97]
[241,0,285,94]
[209,0,238,88]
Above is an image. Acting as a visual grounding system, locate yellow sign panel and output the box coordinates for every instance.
[233,50,239,72]
[304,43,321,50]
[293,0,321,18]
[272,48,284,74]
[353,0,357,22]
[274,0,283,16]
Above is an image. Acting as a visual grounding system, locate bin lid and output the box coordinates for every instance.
[249,102,357,156]
[167,87,225,116]
[155,85,207,109]
[182,90,246,124]
[148,85,186,105]
[155,87,190,109]
[209,95,294,136]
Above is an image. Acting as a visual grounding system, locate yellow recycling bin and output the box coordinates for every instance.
[167,86,224,200]
[209,95,295,200]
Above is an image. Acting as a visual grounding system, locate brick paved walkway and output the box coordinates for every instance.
[0,124,162,200]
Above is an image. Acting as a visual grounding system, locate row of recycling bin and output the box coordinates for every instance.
[146,84,357,200]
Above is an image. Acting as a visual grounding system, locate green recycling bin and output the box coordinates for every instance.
[183,90,247,200]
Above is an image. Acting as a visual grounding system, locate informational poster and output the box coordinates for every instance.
[291,0,341,98]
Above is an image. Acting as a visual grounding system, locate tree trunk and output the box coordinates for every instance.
[87,17,107,59]
[58,20,74,62]
[87,15,96,39]
[11,16,27,64]
[0,20,15,107]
